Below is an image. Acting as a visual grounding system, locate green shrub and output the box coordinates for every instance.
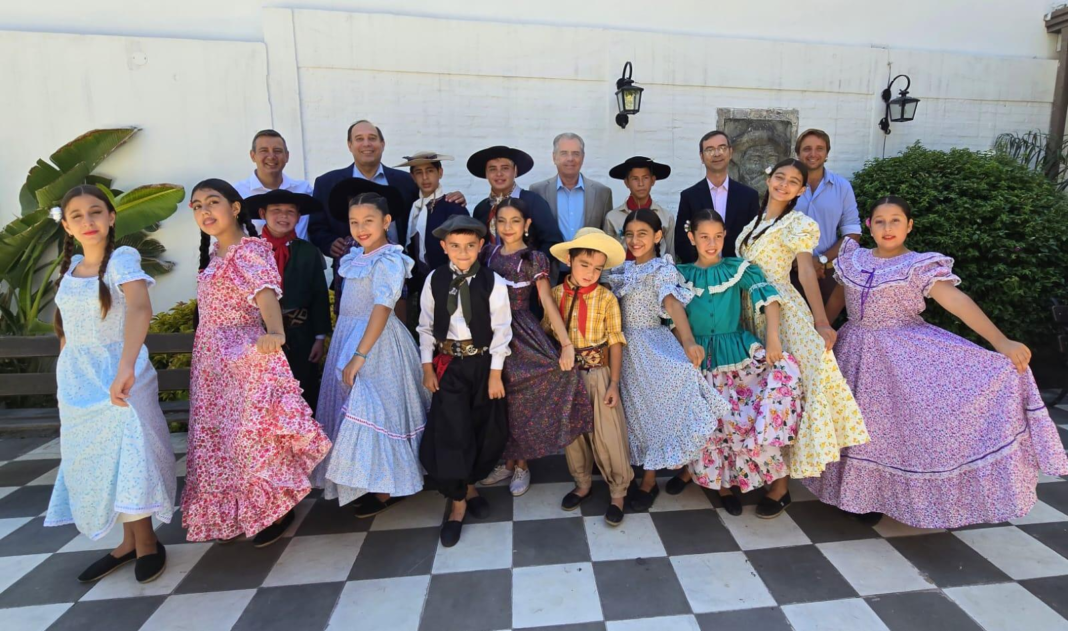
[850,143,1068,348]
[148,300,195,401]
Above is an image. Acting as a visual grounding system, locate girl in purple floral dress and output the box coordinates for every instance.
[806,196,1068,528]
[478,198,592,496]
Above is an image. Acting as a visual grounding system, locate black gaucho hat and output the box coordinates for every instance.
[243,190,322,216]
[466,146,535,179]
[327,178,406,222]
[431,214,488,240]
[608,156,671,181]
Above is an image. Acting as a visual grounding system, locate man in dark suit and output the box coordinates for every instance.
[308,120,421,260]
[675,130,761,262]
[468,145,563,260]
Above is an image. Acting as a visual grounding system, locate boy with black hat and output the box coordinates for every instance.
[416,214,513,547]
[546,228,633,526]
[603,156,676,259]
[468,145,563,260]
[244,190,331,411]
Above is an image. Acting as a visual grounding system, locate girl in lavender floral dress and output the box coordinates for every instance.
[806,196,1068,528]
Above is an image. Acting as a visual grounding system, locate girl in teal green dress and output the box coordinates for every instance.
[671,210,805,514]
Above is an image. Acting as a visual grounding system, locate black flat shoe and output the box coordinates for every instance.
[354,496,405,519]
[605,504,625,527]
[78,549,136,583]
[629,483,660,512]
[665,474,691,495]
[719,493,743,516]
[135,543,167,584]
[856,511,884,526]
[756,492,792,519]
[467,495,491,520]
[561,491,590,511]
[253,510,295,548]
[440,520,463,547]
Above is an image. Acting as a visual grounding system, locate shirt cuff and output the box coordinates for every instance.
[490,353,507,370]
[315,335,326,340]
[421,348,434,364]
[840,224,862,236]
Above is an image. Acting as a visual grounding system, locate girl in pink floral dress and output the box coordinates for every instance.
[182,179,331,545]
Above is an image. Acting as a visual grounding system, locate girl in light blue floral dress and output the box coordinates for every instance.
[317,188,431,517]
[46,185,175,585]
[603,208,729,511]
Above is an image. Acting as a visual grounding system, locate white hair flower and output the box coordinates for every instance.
[764,166,773,175]
[683,220,692,234]
[48,206,63,223]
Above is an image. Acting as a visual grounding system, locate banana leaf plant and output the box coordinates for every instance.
[0,127,185,336]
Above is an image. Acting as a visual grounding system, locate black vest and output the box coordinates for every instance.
[430,265,495,347]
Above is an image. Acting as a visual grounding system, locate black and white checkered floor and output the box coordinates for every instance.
[2,406,1068,631]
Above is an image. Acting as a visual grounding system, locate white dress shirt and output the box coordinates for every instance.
[706,176,730,223]
[235,170,314,239]
[417,265,513,370]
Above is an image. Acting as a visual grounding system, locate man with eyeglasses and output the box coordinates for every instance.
[675,130,760,262]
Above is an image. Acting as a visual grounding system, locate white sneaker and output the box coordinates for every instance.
[480,465,513,486]
[509,467,531,496]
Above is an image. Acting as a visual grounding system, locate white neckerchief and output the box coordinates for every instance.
[408,186,445,264]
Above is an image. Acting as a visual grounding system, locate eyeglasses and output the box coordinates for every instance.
[702,146,731,156]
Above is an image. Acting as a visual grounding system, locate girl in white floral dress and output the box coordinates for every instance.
[735,159,869,518]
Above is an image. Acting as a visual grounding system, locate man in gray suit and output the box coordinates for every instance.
[529,132,614,242]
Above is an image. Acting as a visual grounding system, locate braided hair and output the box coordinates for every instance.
[738,158,809,254]
[191,179,258,271]
[52,185,118,338]
[622,208,664,257]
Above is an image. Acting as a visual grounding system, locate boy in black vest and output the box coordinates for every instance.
[416,215,512,547]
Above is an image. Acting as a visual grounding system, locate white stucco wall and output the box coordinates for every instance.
[0,4,1060,312]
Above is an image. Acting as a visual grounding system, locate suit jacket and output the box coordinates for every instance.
[413,197,469,275]
[472,189,564,260]
[308,163,420,258]
[675,177,760,262]
[528,174,614,236]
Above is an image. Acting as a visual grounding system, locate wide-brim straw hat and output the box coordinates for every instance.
[549,227,626,269]
[394,151,455,168]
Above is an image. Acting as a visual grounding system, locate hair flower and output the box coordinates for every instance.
[764,166,773,175]
[48,206,63,223]
[683,220,691,234]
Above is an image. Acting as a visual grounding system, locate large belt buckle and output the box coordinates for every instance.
[463,343,479,356]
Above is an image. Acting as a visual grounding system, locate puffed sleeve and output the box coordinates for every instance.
[739,261,780,313]
[831,238,861,286]
[782,214,820,255]
[108,246,155,289]
[655,259,694,317]
[371,253,412,308]
[528,250,550,282]
[912,253,961,297]
[233,238,282,306]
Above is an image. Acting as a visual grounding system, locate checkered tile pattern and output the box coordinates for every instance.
[1,407,1067,631]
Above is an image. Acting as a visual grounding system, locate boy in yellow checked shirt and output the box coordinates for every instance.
[544,228,633,526]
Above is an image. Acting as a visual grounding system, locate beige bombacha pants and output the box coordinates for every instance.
[564,367,634,499]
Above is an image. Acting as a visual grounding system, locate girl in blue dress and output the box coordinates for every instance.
[46,185,176,584]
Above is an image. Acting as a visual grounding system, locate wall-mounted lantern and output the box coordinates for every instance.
[879,74,920,135]
[615,62,644,129]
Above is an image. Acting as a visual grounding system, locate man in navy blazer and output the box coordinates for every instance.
[468,145,563,260]
[308,120,421,260]
[675,130,761,263]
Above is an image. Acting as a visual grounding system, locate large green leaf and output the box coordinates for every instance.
[0,210,57,274]
[19,128,140,213]
[114,184,185,239]
[117,231,175,276]
[34,162,92,210]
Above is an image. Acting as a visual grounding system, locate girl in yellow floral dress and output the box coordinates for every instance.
[735,158,869,518]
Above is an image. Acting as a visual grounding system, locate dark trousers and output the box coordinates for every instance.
[419,353,508,501]
[789,265,838,311]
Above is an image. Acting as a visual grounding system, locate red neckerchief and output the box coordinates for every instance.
[623,196,653,260]
[625,195,653,211]
[261,226,294,289]
[559,276,599,338]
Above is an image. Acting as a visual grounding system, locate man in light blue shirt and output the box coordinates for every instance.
[792,129,862,306]
[556,173,585,240]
